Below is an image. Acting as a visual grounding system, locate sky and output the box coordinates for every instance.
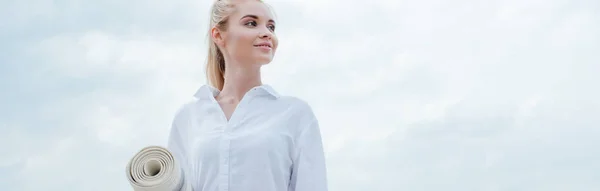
[1,0,599,190]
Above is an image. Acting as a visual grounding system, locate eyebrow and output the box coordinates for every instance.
[240,15,275,24]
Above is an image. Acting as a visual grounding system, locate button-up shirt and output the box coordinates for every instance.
[167,84,328,191]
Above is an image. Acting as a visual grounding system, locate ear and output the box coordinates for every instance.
[211,27,226,48]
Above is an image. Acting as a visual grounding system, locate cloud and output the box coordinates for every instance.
[1,17,206,190]
[1,0,599,190]
[327,98,600,191]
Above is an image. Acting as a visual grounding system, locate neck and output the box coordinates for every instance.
[218,64,262,102]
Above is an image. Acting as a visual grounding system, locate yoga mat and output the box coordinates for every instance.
[126,146,192,191]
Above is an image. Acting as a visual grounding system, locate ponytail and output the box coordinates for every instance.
[206,0,235,91]
[206,40,225,91]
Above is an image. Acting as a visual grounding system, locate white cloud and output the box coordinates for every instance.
[1,0,599,190]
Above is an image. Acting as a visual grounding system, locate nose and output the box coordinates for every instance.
[259,27,273,39]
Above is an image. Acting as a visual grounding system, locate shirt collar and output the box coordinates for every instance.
[193,84,281,100]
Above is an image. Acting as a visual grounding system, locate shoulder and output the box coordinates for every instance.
[170,98,202,127]
[274,96,319,135]
[277,95,317,119]
[276,96,322,145]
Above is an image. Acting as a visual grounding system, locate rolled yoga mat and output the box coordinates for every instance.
[126,146,192,191]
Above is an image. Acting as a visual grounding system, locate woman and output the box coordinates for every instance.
[166,0,328,191]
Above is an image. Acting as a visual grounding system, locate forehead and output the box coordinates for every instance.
[232,1,275,21]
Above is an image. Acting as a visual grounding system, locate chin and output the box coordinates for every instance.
[255,56,274,65]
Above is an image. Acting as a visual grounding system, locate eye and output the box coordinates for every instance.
[268,24,276,32]
[245,20,257,27]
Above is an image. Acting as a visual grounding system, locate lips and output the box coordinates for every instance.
[254,42,272,48]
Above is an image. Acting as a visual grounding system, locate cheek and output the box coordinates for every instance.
[273,37,279,51]
[228,32,254,51]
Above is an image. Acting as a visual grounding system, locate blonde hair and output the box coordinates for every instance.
[206,0,264,90]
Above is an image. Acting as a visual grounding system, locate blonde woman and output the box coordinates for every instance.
[166,0,328,190]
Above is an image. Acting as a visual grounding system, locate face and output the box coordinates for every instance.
[213,1,278,66]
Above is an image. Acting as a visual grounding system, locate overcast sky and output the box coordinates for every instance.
[1,0,599,190]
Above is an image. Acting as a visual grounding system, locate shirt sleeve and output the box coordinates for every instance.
[168,122,186,165]
[289,118,328,191]
[167,115,193,191]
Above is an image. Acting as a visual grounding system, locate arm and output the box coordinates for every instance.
[289,118,328,191]
[167,123,187,169]
[167,118,193,191]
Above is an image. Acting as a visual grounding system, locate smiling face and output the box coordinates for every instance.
[212,0,278,67]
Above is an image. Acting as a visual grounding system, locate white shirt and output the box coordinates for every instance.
[167,84,328,191]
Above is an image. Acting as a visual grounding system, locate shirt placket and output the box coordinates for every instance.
[217,89,257,191]
[219,124,230,191]
[218,107,232,191]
